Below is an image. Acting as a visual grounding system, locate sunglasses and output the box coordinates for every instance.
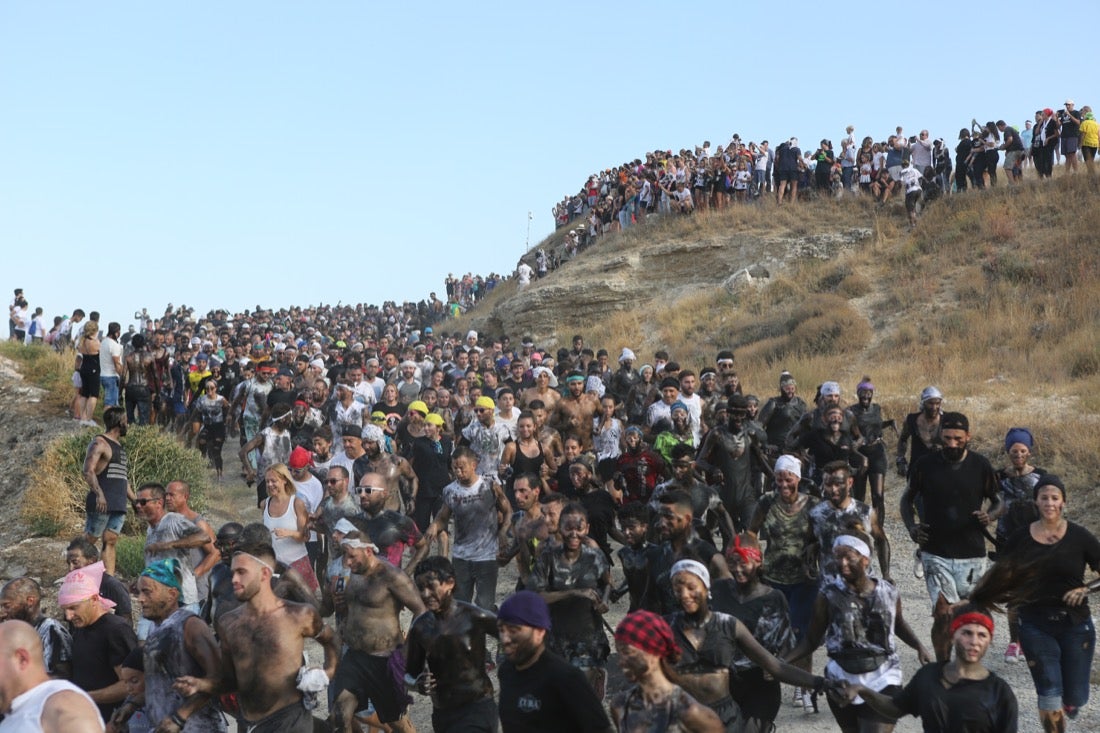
[474,408,489,414]
[355,486,386,495]
[324,478,345,485]
[134,498,160,506]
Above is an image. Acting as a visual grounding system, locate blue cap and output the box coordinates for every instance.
[497,590,551,630]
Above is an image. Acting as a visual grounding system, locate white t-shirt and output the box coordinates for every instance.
[517,263,534,285]
[294,475,324,543]
[99,337,124,378]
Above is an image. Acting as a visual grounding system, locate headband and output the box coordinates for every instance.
[950,611,994,636]
[234,551,276,575]
[728,536,762,565]
[833,535,871,559]
[670,559,711,590]
[341,536,380,552]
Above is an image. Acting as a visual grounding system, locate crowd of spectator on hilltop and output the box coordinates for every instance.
[550,99,1099,245]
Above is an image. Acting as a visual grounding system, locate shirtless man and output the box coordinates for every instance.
[549,372,600,451]
[174,541,339,733]
[520,367,560,411]
[896,385,944,477]
[331,530,426,733]
[404,556,499,732]
[354,424,418,512]
[500,473,551,588]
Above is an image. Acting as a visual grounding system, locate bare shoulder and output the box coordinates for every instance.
[284,598,324,634]
[42,689,103,733]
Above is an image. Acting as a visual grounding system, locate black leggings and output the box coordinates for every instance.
[197,423,226,471]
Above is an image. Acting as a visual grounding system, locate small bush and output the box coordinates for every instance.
[0,342,76,414]
[115,535,147,579]
[22,425,210,537]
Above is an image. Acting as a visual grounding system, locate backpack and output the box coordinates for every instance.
[28,318,37,337]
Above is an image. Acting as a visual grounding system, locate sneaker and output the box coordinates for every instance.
[1004,642,1022,664]
[913,549,924,579]
[1064,705,1079,720]
[802,690,817,713]
[791,687,804,707]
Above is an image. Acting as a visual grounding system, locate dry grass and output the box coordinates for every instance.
[0,342,76,414]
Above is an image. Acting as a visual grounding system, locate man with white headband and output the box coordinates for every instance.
[175,539,339,733]
[784,533,931,731]
[331,530,425,733]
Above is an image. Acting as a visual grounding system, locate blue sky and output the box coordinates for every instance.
[3,0,1093,328]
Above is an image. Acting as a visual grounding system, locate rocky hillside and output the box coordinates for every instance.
[466,215,872,340]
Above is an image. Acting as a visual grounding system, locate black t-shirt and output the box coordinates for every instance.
[1006,521,1100,619]
[100,573,133,619]
[266,387,296,413]
[891,662,1018,733]
[1058,109,1082,137]
[410,435,453,498]
[908,450,998,559]
[498,649,613,733]
[72,611,139,720]
[579,488,617,559]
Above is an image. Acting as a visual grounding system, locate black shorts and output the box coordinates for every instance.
[827,684,902,728]
[776,170,798,183]
[239,701,314,733]
[332,649,408,723]
[905,190,921,212]
[860,442,889,475]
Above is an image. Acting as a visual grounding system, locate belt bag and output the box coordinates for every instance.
[832,648,888,674]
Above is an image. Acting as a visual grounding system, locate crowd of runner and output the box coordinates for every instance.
[3,301,1099,733]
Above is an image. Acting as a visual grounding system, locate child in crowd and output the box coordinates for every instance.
[611,501,653,612]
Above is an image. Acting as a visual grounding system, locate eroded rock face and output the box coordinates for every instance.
[472,228,873,339]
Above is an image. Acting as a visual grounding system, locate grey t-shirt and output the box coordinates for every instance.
[443,476,500,562]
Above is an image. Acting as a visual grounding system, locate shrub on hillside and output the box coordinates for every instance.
[22,426,209,537]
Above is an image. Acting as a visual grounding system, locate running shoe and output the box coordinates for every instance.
[1064,705,1079,720]
[802,689,817,713]
[791,686,804,707]
[1004,642,1022,664]
[913,549,924,579]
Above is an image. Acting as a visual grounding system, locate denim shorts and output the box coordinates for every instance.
[1018,607,1095,711]
[84,510,126,537]
[922,553,985,605]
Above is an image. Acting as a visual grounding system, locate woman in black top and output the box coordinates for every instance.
[972,475,1100,732]
[955,129,972,192]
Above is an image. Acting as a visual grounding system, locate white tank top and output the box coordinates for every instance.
[263,496,308,564]
[0,679,103,732]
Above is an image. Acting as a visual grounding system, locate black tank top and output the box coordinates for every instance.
[510,439,544,478]
[86,436,129,513]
